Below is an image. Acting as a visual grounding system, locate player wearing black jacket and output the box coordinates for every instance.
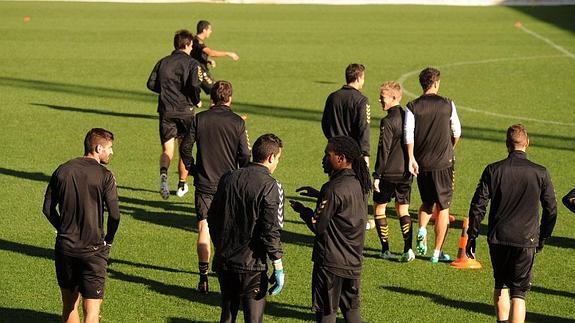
[180,80,250,294]
[147,29,204,200]
[563,188,575,214]
[192,20,240,95]
[372,82,414,262]
[290,136,370,323]
[322,64,370,167]
[42,128,120,323]
[209,134,284,323]
[466,124,557,323]
[404,67,461,263]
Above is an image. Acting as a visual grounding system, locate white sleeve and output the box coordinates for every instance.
[450,101,461,138]
[404,106,415,144]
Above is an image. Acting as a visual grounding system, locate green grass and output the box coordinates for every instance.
[1,2,575,322]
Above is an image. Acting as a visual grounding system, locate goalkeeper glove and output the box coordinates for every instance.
[268,259,284,296]
[536,238,546,253]
[466,237,476,259]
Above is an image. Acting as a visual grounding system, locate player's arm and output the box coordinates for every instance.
[179,117,197,173]
[450,101,462,148]
[260,181,284,261]
[538,170,558,250]
[311,187,337,235]
[103,173,120,245]
[357,97,371,165]
[404,106,418,176]
[236,121,251,167]
[203,47,239,61]
[467,167,492,239]
[562,188,575,214]
[42,174,60,230]
[321,96,333,139]
[146,60,161,93]
[186,62,202,106]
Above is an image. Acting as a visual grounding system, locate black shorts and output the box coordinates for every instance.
[489,244,535,299]
[373,179,412,205]
[55,246,110,299]
[159,113,194,144]
[195,191,214,221]
[416,167,454,210]
[312,265,360,315]
[217,270,268,301]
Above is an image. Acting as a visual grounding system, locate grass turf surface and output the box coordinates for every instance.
[1,2,575,322]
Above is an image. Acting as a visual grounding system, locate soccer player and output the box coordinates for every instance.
[42,128,120,323]
[192,20,240,95]
[209,134,285,323]
[563,188,575,214]
[147,29,204,200]
[290,136,371,323]
[466,124,557,323]
[404,67,461,263]
[180,80,251,294]
[372,81,414,262]
[321,63,370,167]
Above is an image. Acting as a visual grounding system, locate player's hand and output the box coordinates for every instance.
[409,159,419,176]
[228,52,239,61]
[208,59,216,68]
[536,239,546,253]
[466,237,476,259]
[373,179,380,193]
[268,259,284,296]
[296,186,320,198]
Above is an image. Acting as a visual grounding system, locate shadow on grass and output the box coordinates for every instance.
[381,285,574,322]
[531,285,575,300]
[0,307,59,322]
[507,5,575,36]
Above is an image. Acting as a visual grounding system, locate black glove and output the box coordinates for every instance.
[536,238,546,253]
[466,237,476,259]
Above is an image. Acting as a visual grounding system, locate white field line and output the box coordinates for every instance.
[519,25,575,60]
[398,54,573,127]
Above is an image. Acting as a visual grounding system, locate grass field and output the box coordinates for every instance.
[1,2,575,322]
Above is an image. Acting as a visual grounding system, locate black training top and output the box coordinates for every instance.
[563,188,575,214]
[321,85,371,157]
[209,163,284,273]
[405,94,458,171]
[180,104,251,194]
[373,105,411,182]
[467,151,557,248]
[191,36,210,68]
[300,168,367,278]
[147,50,202,114]
[42,158,120,256]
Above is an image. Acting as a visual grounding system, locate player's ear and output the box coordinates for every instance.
[96,144,102,153]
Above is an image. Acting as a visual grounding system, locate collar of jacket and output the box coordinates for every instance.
[210,104,231,111]
[330,167,355,180]
[171,49,189,56]
[508,150,527,159]
[388,105,402,113]
[249,163,271,174]
[342,85,361,92]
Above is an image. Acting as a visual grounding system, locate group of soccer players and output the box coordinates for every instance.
[41,22,575,323]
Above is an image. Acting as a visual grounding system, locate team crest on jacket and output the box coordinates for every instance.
[276,181,284,228]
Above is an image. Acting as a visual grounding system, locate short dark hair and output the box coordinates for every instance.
[419,67,441,92]
[84,128,114,155]
[173,29,194,50]
[506,124,528,151]
[252,134,283,163]
[197,20,211,34]
[210,80,233,105]
[345,63,365,84]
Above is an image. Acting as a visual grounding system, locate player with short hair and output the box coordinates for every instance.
[466,124,557,323]
[192,20,240,95]
[42,128,120,323]
[404,67,461,263]
[147,29,204,200]
[372,81,414,262]
[290,136,370,323]
[209,134,285,323]
[180,80,250,294]
[562,188,575,214]
[321,63,371,168]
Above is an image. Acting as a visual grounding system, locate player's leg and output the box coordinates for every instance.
[241,271,267,323]
[160,139,175,200]
[431,167,454,263]
[494,288,511,322]
[312,265,340,323]
[175,117,191,197]
[431,207,450,263]
[80,247,109,323]
[60,288,81,323]
[339,277,361,323]
[509,297,526,323]
[416,172,433,256]
[395,181,414,262]
[82,299,103,323]
[373,181,392,258]
[196,192,213,293]
[218,271,241,323]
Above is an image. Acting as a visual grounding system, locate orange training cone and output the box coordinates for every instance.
[450,217,482,269]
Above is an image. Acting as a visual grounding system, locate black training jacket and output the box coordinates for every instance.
[301,168,367,278]
[322,85,371,157]
[42,158,120,256]
[180,104,251,194]
[147,50,202,114]
[191,36,210,69]
[563,188,575,214]
[406,94,455,171]
[467,151,557,248]
[209,164,284,272]
[373,105,411,181]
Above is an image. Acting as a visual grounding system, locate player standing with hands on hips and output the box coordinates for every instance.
[466,124,557,323]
